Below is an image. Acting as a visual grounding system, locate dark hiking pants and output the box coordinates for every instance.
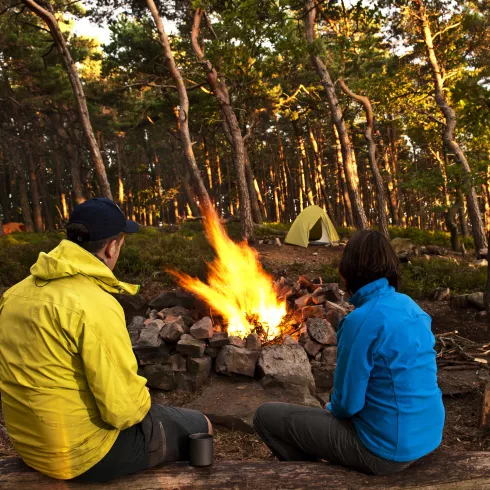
[253,402,415,476]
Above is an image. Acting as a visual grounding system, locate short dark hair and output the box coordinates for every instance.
[338,230,399,294]
[66,223,124,254]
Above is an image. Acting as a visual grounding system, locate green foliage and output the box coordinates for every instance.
[399,258,486,299]
[389,227,475,250]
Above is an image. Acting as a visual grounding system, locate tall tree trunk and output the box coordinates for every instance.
[190,8,253,239]
[338,79,389,237]
[25,149,43,232]
[22,0,112,199]
[416,0,486,250]
[445,197,462,252]
[115,136,125,207]
[334,125,354,226]
[0,165,11,223]
[303,0,367,229]
[145,0,212,219]
[292,119,315,207]
[16,157,34,232]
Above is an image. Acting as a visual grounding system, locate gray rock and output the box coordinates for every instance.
[283,335,298,345]
[311,363,335,390]
[158,306,194,327]
[133,345,171,365]
[303,340,322,357]
[468,292,485,311]
[127,316,146,345]
[433,287,451,302]
[138,320,164,347]
[324,301,349,316]
[322,346,337,366]
[171,353,187,372]
[160,316,186,343]
[326,309,345,330]
[451,294,469,309]
[257,344,315,392]
[229,336,246,348]
[391,237,417,256]
[205,346,221,358]
[144,364,176,390]
[176,338,206,358]
[187,356,212,377]
[307,318,336,345]
[300,305,325,321]
[209,332,230,348]
[148,309,159,320]
[113,293,147,321]
[176,371,210,392]
[215,346,260,377]
[180,333,195,342]
[245,333,261,351]
[190,317,214,340]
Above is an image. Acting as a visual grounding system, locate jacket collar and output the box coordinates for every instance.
[349,278,393,308]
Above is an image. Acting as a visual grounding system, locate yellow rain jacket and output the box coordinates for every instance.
[0,240,151,479]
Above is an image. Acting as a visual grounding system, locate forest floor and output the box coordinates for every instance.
[1,240,489,463]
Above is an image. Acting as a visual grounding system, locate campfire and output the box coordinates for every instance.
[171,208,287,341]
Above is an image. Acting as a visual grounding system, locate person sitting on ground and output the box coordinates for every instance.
[0,198,211,482]
[254,230,445,475]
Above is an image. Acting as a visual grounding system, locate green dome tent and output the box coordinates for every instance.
[285,205,339,248]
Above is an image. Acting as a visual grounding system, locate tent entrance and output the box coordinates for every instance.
[309,218,331,245]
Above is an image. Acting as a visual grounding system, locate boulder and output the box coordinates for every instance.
[303,340,322,358]
[324,301,349,316]
[300,305,325,321]
[321,346,337,366]
[390,237,417,257]
[283,335,298,345]
[209,332,230,348]
[294,295,313,309]
[257,344,315,392]
[326,309,345,330]
[476,259,488,268]
[433,287,451,302]
[158,306,194,327]
[133,345,171,365]
[450,294,469,309]
[171,353,187,372]
[175,371,209,392]
[311,362,335,390]
[113,293,147,321]
[144,364,176,391]
[187,356,212,377]
[160,316,186,343]
[307,318,336,345]
[229,336,246,348]
[190,317,214,340]
[426,245,448,256]
[245,333,261,351]
[468,292,485,311]
[127,316,146,345]
[215,346,260,377]
[205,346,221,358]
[176,338,206,358]
[138,320,164,348]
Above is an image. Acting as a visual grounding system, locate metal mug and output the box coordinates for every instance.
[189,433,213,467]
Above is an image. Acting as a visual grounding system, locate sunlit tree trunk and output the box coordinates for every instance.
[416,0,486,250]
[115,136,125,208]
[191,8,253,238]
[304,0,368,229]
[145,0,212,217]
[339,79,389,237]
[22,0,112,199]
[334,125,353,226]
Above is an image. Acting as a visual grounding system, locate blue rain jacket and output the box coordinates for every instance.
[328,278,444,462]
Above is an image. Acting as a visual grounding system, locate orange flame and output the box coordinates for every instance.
[171,207,287,340]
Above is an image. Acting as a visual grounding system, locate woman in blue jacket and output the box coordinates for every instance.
[254,230,445,475]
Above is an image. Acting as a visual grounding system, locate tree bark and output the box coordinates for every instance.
[145,0,212,219]
[16,156,34,233]
[445,197,462,252]
[338,79,389,237]
[416,0,486,250]
[0,165,11,223]
[303,0,368,229]
[190,8,253,239]
[21,0,112,199]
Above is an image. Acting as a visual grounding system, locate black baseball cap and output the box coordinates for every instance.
[68,198,139,241]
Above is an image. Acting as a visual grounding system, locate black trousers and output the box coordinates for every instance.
[253,402,415,476]
[73,404,208,483]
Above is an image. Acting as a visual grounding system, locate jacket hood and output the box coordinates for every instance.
[30,239,139,295]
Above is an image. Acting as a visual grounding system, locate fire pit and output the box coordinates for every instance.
[128,209,352,396]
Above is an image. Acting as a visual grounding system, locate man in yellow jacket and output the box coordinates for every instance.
[0,198,210,482]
